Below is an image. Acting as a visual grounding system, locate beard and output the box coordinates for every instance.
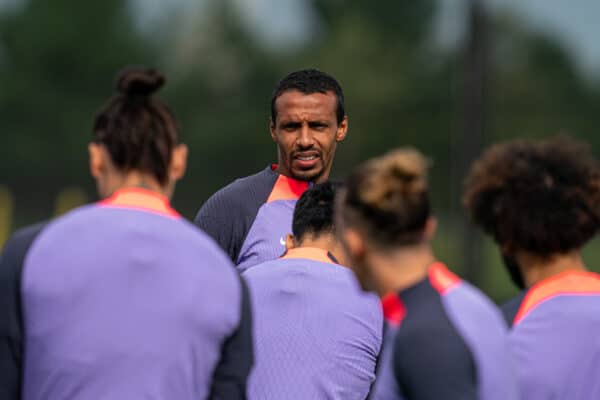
[501,252,526,290]
[351,261,377,293]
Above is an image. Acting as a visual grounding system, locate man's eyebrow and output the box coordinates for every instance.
[280,121,302,127]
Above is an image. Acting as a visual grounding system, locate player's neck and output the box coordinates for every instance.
[108,171,170,198]
[517,250,587,288]
[296,235,335,254]
[371,244,437,296]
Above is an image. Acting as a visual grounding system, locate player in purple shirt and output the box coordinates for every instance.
[194,69,349,272]
[336,148,518,400]
[0,67,252,399]
[464,136,600,400]
[243,182,383,399]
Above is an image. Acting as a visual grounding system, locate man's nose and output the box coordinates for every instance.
[296,124,314,148]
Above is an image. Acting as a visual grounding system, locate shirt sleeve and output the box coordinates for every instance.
[0,223,45,399]
[392,318,478,400]
[194,193,245,263]
[208,276,253,400]
[194,169,277,264]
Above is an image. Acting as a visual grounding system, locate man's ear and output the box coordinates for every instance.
[170,144,188,181]
[269,119,277,142]
[285,234,296,250]
[343,228,366,261]
[335,116,348,143]
[423,217,437,242]
[88,142,105,179]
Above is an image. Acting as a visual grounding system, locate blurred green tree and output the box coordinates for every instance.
[0,0,154,224]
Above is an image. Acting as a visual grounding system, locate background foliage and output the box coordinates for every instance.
[2,0,599,302]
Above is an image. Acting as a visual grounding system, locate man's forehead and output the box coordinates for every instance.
[275,90,337,120]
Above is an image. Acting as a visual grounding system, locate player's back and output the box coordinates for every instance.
[21,189,244,400]
[243,247,383,400]
[372,263,518,400]
[503,271,600,400]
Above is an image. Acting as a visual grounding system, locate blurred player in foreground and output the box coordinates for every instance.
[0,67,252,399]
[336,148,518,400]
[464,136,600,400]
[243,182,382,399]
[195,69,348,272]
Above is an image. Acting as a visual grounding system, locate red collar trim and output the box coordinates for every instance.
[428,262,461,294]
[99,188,179,218]
[381,293,406,326]
[281,247,338,264]
[514,270,600,326]
[267,174,309,203]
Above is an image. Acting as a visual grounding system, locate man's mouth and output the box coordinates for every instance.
[296,155,317,161]
[292,152,320,169]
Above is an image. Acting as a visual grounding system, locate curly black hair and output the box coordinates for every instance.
[292,181,342,242]
[463,136,600,256]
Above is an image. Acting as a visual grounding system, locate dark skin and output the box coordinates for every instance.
[270,90,348,183]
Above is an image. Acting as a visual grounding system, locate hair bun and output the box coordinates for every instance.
[384,149,428,191]
[116,66,165,97]
[361,148,429,211]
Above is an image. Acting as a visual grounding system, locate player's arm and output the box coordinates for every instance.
[194,185,255,264]
[0,224,45,399]
[209,277,253,400]
[393,321,478,400]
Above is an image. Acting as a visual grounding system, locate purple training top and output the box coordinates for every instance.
[194,165,311,272]
[372,263,518,400]
[505,270,600,400]
[21,188,247,400]
[243,247,383,400]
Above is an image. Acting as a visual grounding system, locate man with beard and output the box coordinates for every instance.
[194,69,348,272]
[464,136,600,400]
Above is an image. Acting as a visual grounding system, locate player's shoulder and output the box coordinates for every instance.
[307,262,383,327]
[450,280,507,328]
[0,221,48,276]
[242,257,291,282]
[202,166,278,209]
[500,290,528,327]
[2,222,47,253]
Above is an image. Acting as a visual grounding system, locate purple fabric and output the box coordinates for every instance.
[22,205,241,400]
[243,257,383,399]
[236,200,296,272]
[510,295,600,400]
[371,325,404,400]
[442,283,519,400]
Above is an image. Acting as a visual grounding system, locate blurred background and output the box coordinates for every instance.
[1,0,599,302]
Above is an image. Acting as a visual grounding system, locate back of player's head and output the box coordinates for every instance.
[271,69,345,124]
[92,66,178,186]
[463,136,600,257]
[340,148,431,247]
[293,181,341,243]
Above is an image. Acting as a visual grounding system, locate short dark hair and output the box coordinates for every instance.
[341,148,431,247]
[92,66,179,185]
[292,181,341,242]
[463,136,600,256]
[270,69,345,124]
